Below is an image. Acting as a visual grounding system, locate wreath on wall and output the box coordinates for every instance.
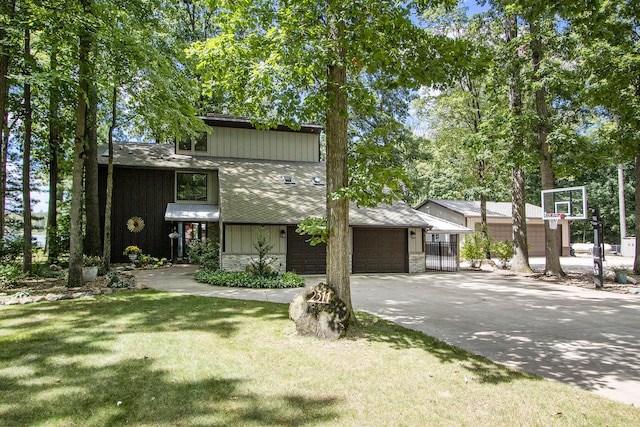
[127,216,145,233]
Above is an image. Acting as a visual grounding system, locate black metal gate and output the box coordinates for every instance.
[425,241,458,272]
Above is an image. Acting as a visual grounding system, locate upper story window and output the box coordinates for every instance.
[177,132,207,152]
[177,172,208,201]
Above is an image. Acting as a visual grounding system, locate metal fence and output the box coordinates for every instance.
[425,241,458,272]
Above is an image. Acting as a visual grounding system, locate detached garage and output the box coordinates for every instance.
[415,199,571,257]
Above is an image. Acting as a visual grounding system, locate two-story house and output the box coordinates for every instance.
[98,114,432,274]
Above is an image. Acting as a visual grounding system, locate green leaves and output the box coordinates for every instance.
[296,217,329,246]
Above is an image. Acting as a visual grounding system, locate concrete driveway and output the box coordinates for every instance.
[135,263,640,406]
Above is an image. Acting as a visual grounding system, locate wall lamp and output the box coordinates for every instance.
[280,229,286,238]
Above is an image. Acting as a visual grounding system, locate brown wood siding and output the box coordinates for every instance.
[99,166,175,263]
[487,223,560,257]
[352,228,408,273]
[286,226,326,274]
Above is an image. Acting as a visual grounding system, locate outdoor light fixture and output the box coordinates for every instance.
[410,230,416,238]
[280,229,286,238]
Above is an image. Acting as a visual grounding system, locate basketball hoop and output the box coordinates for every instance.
[545,213,565,230]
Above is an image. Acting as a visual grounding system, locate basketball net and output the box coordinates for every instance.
[546,213,565,230]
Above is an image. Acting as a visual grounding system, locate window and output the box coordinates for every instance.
[177,132,208,152]
[194,132,207,151]
[178,135,191,151]
[177,173,208,201]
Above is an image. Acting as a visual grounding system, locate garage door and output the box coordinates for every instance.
[352,228,408,273]
[487,223,559,257]
[286,226,326,274]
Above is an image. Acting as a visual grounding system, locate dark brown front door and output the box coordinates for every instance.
[352,228,408,273]
[286,226,326,274]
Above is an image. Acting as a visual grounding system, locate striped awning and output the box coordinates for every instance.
[164,203,219,222]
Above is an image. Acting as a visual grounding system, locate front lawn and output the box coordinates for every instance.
[1,292,638,426]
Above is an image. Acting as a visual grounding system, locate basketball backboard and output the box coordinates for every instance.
[541,186,587,221]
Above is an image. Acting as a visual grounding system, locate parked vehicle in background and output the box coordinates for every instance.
[571,242,613,255]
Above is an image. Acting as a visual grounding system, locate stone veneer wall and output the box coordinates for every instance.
[221,254,287,273]
[409,253,426,273]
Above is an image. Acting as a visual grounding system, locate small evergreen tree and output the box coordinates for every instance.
[247,227,276,278]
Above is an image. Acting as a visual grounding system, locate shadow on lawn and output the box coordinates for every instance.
[350,312,540,385]
[0,291,340,426]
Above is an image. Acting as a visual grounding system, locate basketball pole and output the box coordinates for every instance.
[590,208,603,289]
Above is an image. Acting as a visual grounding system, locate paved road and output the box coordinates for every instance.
[134,261,640,406]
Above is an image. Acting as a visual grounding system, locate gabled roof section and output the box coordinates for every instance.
[98,143,220,170]
[219,159,431,227]
[414,211,473,234]
[201,114,323,135]
[419,199,543,219]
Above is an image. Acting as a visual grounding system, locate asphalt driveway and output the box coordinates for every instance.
[135,263,640,406]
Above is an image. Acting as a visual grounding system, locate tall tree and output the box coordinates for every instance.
[102,85,116,272]
[0,0,16,240]
[529,16,564,276]
[571,0,640,273]
[502,11,533,272]
[190,0,459,323]
[22,24,33,273]
[68,0,94,286]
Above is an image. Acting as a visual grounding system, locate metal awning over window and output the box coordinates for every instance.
[164,203,219,222]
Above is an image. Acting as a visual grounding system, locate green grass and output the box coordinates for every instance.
[1,292,638,426]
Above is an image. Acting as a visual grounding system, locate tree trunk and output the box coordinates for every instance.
[479,192,490,259]
[634,155,640,274]
[68,2,92,286]
[530,20,564,277]
[103,86,117,272]
[47,51,61,264]
[84,82,101,256]
[22,27,33,274]
[0,0,14,241]
[511,166,532,271]
[325,4,353,324]
[505,14,532,273]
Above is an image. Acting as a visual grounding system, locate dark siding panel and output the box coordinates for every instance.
[352,228,408,273]
[99,166,175,263]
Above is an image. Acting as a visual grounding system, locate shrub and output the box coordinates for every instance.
[461,232,487,268]
[188,240,220,271]
[106,268,136,289]
[492,240,514,267]
[195,270,305,289]
[0,263,23,289]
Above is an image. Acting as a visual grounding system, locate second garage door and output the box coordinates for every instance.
[352,228,408,273]
[487,223,559,257]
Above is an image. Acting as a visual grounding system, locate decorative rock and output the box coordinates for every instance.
[134,283,148,290]
[32,296,45,303]
[58,294,71,300]
[19,297,34,305]
[4,299,20,306]
[45,294,60,302]
[289,283,349,340]
[629,288,640,295]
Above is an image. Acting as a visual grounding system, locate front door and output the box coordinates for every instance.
[177,222,208,261]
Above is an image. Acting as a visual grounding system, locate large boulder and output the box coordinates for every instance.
[289,283,349,340]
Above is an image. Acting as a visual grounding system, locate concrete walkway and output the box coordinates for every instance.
[134,264,640,406]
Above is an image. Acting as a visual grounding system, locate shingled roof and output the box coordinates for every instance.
[99,143,431,227]
[418,199,543,219]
